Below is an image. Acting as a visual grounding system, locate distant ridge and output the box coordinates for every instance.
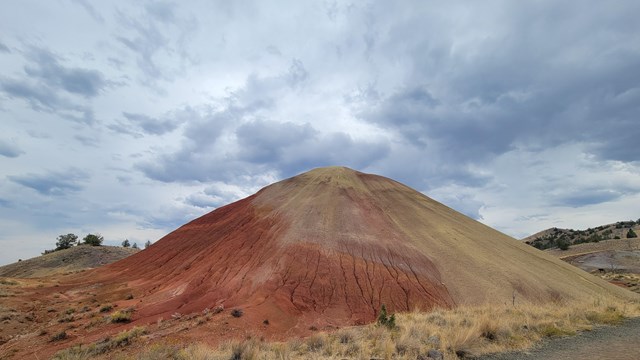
[0,245,139,278]
[524,220,640,250]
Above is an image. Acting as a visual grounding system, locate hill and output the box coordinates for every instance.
[1,167,637,359]
[524,221,640,250]
[81,167,634,326]
[0,245,139,278]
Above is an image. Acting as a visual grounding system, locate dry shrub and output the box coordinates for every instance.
[585,306,625,325]
[305,333,326,352]
[109,310,131,323]
[271,343,290,360]
[228,339,258,360]
[137,342,182,360]
[179,343,218,360]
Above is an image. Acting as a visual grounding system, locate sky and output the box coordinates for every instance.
[1,1,640,265]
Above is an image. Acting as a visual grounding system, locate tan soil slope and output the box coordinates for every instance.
[75,167,635,333]
[0,246,139,278]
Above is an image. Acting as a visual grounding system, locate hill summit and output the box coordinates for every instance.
[83,166,634,333]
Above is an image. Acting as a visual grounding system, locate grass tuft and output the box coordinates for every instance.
[109,310,132,323]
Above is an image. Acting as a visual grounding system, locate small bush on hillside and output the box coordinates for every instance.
[50,331,67,342]
[377,304,396,329]
[231,309,243,318]
[627,229,638,238]
[100,304,113,313]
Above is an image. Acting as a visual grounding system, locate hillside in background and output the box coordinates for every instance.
[524,220,640,250]
[0,245,139,278]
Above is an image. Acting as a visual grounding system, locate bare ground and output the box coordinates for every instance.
[476,317,640,360]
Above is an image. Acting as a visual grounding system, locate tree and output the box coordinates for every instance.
[557,238,570,251]
[121,239,130,248]
[132,242,139,249]
[144,240,152,249]
[55,233,78,250]
[627,228,638,239]
[82,233,104,246]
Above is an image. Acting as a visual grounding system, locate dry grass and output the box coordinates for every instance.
[52,326,147,359]
[50,297,640,360]
[133,297,639,360]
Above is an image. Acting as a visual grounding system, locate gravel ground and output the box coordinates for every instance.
[475,317,640,360]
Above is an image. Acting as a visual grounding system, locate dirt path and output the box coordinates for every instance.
[476,317,640,360]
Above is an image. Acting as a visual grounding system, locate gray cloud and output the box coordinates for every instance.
[74,134,99,147]
[109,109,188,136]
[69,0,105,22]
[554,189,622,208]
[115,2,197,84]
[185,186,241,209]
[0,198,12,208]
[0,78,63,110]
[236,120,316,163]
[139,109,390,184]
[8,169,90,196]
[0,139,24,158]
[0,48,103,124]
[145,1,177,24]
[23,48,108,98]
[0,42,9,53]
[347,1,640,173]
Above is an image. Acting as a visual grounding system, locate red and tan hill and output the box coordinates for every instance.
[69,166,636,335]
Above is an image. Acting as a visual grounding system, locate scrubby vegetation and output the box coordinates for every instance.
[49,297,636,359]
[528,220,640,250]
[109,310,132,323]
[42,232,105,254]
[52,326,147,359]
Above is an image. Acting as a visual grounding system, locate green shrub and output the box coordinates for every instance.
[557,238,570,250]
[376,304,396,329]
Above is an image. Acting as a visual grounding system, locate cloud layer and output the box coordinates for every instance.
[1,1,639,265]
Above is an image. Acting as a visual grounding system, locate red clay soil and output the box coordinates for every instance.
[3,167,637,358]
